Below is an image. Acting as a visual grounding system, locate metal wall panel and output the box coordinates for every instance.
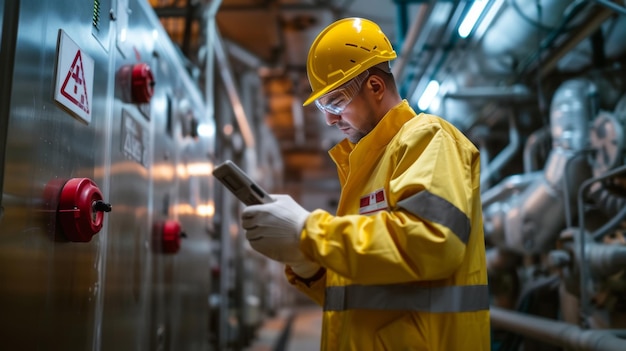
[0,0,214,349]
[0,0,112,349]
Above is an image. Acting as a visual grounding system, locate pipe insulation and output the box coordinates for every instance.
[586,243,626,277]
[490,306,626,351]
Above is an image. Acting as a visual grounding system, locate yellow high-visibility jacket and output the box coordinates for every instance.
[286,100,490,350]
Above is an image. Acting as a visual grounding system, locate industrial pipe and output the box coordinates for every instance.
[491,306,626,351]
[480,111,521,190]
[586,242,626,277]
[391,3,434,83]
[538,5,614,78]
[481,172,542,207]
[577,164,626,322]
[444,84,533,101]
[592,204,626,241]
[212,27,255,149]
[592,0,626,17]
[523,126,551,174]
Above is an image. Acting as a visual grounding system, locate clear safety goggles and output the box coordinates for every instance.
[315,70,370,115]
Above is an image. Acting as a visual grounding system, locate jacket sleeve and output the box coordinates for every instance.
[300,122,477,285]
[284,266,326,306]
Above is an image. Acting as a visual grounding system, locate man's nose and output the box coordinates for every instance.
[325,112,340,126]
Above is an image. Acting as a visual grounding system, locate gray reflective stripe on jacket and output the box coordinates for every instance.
[324,284,489,312]
[397,190,471,244]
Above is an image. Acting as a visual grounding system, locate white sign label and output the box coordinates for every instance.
[54,30,94,124]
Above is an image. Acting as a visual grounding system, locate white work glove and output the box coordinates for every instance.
[242,194,321,278]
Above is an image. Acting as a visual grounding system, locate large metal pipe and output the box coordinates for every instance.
[577,164,626,325]
[444,84,533,101]
[480,111,521,190]
[203,0,221,142]
[209,7,256,149]
[391,3,434,83]
[586,243,626,277]
[537,5,614,78]
[491,306,626,351]
[592,0,626,18]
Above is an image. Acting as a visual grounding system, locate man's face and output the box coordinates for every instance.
[322,82,379,143]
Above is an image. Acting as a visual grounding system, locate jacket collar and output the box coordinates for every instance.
[329,99,417,162]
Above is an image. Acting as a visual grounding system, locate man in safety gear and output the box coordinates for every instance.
[241,17,491,350]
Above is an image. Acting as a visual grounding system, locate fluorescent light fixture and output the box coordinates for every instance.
[197,123,215,138]
[458,0,489,38]
[429,95,441,112]
[418,80,440,111]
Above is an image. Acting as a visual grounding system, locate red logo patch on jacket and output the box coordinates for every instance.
[359,188,388,215]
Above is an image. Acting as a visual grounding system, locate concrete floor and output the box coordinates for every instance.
[246,304,322,351]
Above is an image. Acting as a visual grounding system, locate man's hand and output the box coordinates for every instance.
[242,194,320,277]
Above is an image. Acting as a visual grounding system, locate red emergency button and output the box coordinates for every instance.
[131,63,155,103]
[57,178,111,242]
[162,220,182,253]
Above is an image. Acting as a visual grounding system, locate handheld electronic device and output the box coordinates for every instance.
[212,160,274,205]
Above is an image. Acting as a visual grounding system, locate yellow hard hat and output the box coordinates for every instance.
[303,17,397,106]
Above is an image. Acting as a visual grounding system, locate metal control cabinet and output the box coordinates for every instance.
[0,0,214,350]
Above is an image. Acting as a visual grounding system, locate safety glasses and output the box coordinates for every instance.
[315,70,370,115]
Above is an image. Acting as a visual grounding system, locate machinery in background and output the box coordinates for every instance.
[481,66,626,351]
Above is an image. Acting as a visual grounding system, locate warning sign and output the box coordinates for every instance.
[54,30,94,124]
[61,51,89,113]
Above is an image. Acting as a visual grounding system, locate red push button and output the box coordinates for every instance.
[57,178,111,242]
[131,63,155,103]
[162,220,182,254]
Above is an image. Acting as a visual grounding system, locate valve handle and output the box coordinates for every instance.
[93,200,112,213]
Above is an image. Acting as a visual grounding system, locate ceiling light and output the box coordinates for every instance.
[197,123,215,138]
[458,0,489,39]
[417,80,440,111]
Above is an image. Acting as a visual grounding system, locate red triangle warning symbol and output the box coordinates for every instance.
[60,50,90,114]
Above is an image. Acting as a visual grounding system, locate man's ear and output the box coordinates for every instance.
[367,75,385,100]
